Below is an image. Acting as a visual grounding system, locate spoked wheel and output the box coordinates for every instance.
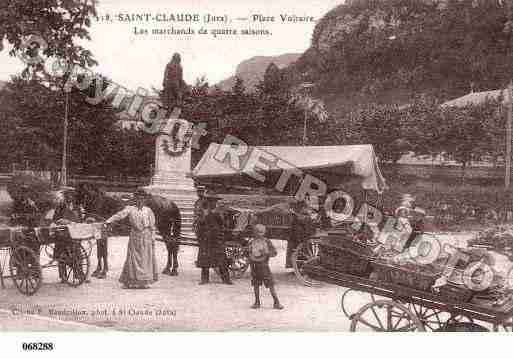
[292,239,321,287]
[9,246,42,296]
[340,289,375,319]
[60,243,89,287]
[350,300,425,332]
[405,302,473,331]
[224,241,249,279]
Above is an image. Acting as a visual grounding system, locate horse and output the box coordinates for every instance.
[76,183,182,276]
[144,194,182,275]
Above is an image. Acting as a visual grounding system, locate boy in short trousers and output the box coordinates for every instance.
[248,224,284,309]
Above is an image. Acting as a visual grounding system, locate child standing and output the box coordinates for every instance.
[248,224,284,310]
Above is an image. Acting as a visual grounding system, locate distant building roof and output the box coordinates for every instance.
[397,151,496,168]
[441,89,510,108]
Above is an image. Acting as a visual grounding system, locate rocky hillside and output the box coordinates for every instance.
[216,53,301,92]
[281,0,513,117]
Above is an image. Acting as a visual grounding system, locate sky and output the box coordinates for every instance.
[0,0,342,92]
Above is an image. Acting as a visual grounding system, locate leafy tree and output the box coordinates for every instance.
[0,0,98,74]
[232,76,245,96]
[343,103,406,164]
[257,63,285,96]
[0,77,119,175]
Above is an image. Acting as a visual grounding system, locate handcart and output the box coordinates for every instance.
[0,223,101,296]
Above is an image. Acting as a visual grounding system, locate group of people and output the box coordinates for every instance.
[13,182,327,309]
[100,187,285,308]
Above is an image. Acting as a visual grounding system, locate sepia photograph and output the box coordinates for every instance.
[2,1,513,352]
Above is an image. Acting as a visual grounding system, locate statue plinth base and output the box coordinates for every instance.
[143,114,198,236]
[144,171,198,202]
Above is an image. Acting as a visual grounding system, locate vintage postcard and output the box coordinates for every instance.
[2,0,513,348]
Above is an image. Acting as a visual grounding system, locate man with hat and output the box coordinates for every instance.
[105,189,158,289]
[286,199,316,270]
[195,193,232,285]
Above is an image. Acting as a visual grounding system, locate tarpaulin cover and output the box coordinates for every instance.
[193,144,387,193]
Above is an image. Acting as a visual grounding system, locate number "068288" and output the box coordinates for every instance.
[22,342,54,351]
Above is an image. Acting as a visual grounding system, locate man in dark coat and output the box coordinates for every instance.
[285,200,316,269]
[162,52,187,111]
[196,195,232,285]
[192,186,206,235]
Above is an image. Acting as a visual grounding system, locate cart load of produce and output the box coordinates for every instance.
[468,225,513,253]
[5,173,60,222]
[319,228,379,277]
[371,243,513,306]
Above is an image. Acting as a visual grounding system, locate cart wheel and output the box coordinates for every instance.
[292,239,321,287]
[340,289,375,319]
[406,303,473,331]
[9,246,42,296]
[350,300,425,332]
[61,243,89,287]
[225,241,249,279]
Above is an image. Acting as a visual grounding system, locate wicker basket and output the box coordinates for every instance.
[319,241,372,277]
[438,284,474,303]
[371,261,439,292]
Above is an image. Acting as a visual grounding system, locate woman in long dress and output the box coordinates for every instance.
[105,189,158,289]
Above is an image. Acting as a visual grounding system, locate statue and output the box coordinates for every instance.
[162,52,187,112]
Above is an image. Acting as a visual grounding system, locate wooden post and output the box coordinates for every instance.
[302,110,307,145]
[506,83,512,189]
[61,91,69,187]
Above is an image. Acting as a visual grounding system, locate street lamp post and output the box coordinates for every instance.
[61,91,69,186]
[506,82,513,189]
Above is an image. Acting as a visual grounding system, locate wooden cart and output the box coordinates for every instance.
[303,261,513,331]
[192,144,387,285]
[0,224,97,296]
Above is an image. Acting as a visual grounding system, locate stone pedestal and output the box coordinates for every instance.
[144,116,198,235]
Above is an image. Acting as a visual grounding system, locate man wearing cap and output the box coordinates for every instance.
[196,194,232,285]
[105,189,158,289]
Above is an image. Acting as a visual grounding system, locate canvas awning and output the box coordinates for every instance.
[192,143,387,193]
